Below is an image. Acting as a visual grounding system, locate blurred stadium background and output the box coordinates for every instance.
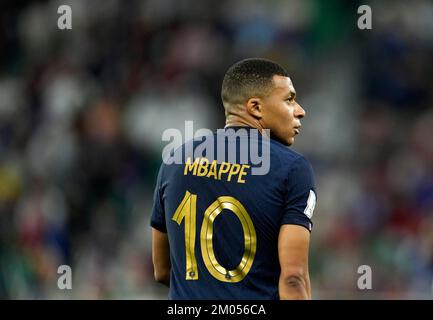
[1,0,433,299]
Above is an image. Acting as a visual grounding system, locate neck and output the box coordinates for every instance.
[224,114,267,136]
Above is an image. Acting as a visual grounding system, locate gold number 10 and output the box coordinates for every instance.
[172,191,257,283]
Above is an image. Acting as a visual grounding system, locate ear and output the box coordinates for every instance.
[246,97,263,119]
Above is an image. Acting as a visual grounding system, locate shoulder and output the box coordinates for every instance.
[270,139,311,170]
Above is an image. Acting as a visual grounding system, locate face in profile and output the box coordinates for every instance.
[260,75,306,146]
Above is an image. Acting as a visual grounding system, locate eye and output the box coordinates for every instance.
[286,96,295,103]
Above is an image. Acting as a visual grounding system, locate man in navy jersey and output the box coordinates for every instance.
[151,58,316,300]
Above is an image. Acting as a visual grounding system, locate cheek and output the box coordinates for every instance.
[263,102,291,131]
[276,104,292,125]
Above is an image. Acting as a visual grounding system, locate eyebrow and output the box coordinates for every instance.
[286,90,296,99]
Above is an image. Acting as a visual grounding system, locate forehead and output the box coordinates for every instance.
[271,75,295,94]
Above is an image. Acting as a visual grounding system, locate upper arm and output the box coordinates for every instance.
[283,155,316,231]
[278,156,315,299]
[152,228,171,283]
[150,164,170,283]
[278,224,310,277]
[279,155,314,274]
[150,164,167,232]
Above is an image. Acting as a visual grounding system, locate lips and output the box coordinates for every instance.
[294,126,301,135]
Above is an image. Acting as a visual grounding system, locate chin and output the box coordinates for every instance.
[284,134,296,146]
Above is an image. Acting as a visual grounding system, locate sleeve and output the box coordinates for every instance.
[150,164,167,233]
[282,156,317,232]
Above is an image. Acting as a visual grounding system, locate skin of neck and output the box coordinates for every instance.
[224,106,268,137]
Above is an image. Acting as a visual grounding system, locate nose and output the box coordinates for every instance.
[295,103,306,119]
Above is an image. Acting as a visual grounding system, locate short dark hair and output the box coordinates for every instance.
[221,58,289,107]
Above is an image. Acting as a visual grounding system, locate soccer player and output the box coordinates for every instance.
[151,58,316,300]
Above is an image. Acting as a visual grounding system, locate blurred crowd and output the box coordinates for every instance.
[0,0,432,299]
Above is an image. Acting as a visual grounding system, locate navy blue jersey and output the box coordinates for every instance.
[150,127,316,300]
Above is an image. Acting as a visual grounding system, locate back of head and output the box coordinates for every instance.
[221,58,289,110]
